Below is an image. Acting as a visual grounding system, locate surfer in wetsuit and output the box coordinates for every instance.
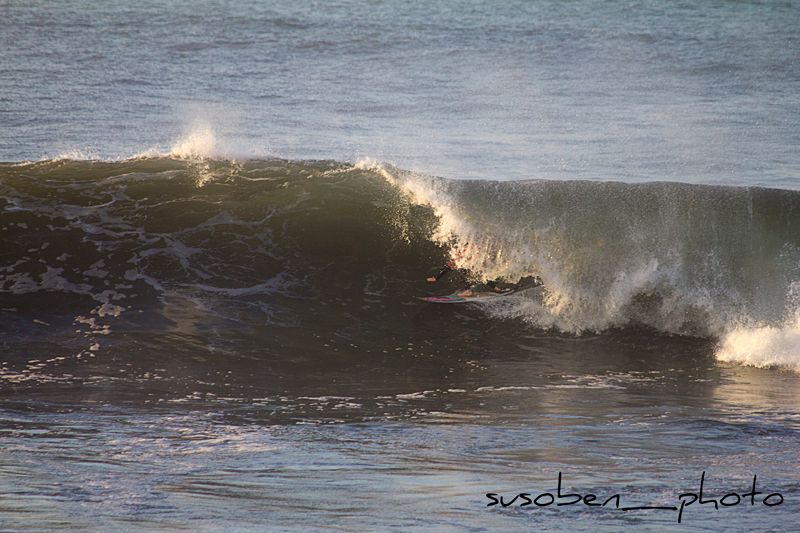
[426,243,543,296]
[426,259,505,297]
[426,260,458,284]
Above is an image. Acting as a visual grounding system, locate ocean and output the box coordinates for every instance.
[1,1,799,531]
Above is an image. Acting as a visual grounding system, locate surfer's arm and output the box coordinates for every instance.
[427,260,456,283]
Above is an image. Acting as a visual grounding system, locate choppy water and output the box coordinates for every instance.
[2,1,799,531]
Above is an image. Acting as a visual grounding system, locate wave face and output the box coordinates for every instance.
[373,161,800,328]
[2,157,800,375]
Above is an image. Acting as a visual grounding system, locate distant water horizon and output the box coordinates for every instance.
[2,1,798,186]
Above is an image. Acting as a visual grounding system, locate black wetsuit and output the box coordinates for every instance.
[430,260,457,282]
[430,261,496,290]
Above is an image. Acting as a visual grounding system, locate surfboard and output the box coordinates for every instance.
[418,289,515,304]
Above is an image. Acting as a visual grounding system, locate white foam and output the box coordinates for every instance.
[717,284,800,371]
[716,321,800,371]
[395,390,435,400]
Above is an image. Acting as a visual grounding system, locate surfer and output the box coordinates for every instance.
[425,243,544,297]
[426,259,458,284]
[426,260,507,297]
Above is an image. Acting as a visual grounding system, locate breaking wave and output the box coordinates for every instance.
[2,155,800,372]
